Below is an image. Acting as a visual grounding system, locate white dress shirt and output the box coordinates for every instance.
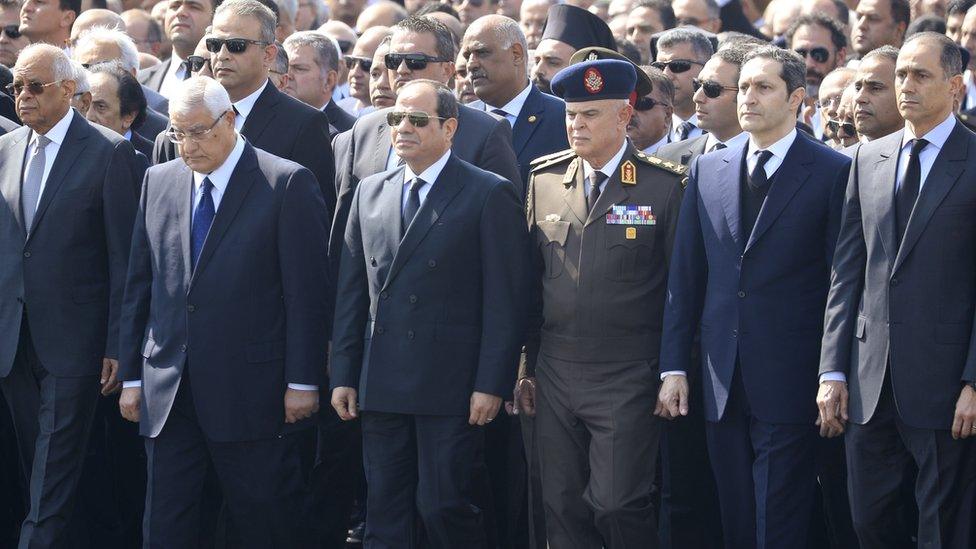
[332,82,349,103]
[642,134,670,156]
[671,113,704,142]
[964,70,976,111]
[485,82,533,126]
[24,108,74,212]
[703,131,748,154]
[158,54,187,100]
[231,80,269,131]
[402,149,451,213]
[582,139,629,196]
[123,135,317,392]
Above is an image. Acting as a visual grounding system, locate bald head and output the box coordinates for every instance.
[354,25,391,56]
[461,14,528,106]
[319,20,357,45]
[71,10,125,42]
[465,14,527,54]
[356,1,408,33]
[426,12,463,43]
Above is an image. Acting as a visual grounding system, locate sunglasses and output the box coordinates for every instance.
[205,37,270,54]
[187,55,210,73]
[794,47,829,63]
[451,0,484,6]
[337,39,354,54]
[387,110,448,127]
[634,96,668,111]
[827,119,856,137]
[384,52,449,71]
[2,25,20,40]
[650,59,705,74]
[692,78,739,99]
[6,80,59,96]
[344,55,372,71]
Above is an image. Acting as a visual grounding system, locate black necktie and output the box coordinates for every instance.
[710,142,727,153]
[677,121,694,141]
[179,59,191,80]
[749,150,774,190]
[896,138,928,244]
[587,171,607,212]
[402,177,427,234]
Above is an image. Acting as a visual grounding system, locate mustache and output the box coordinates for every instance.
[467,68,488,80]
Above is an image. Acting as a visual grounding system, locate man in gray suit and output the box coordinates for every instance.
[819,32,976,549]
[0,44,142,548]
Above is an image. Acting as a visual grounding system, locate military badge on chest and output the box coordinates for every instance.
[607,205,656,239]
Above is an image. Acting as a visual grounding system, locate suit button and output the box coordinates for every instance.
[22,251,30,258]
[370,256,377,267]
[179,344,187,352]
[409,295,417,304]
[376,326,385,335]
[427,260,437,268]
[380,291,389,300]
[187,305,195,312]
[16,297,22,303]
[407,330,415,339]
[732,330,738,337]
[737,291,746,298]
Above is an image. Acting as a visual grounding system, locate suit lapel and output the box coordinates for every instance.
[512,87,544,156]
[175,163,194,289]
[189,145,259,286]
[1,128,31,237]
[372,113,392,173]
[744,134,812,253]
[892,122,968,273]
[561,157,587,224]
[871,133,902,266]
[29,113,89,241]
[717,145,744,249]
[382,156,464,291]
[239,81,279,143]
[376,168,406,286]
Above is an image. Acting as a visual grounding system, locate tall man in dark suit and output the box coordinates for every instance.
[330,79,528,548]
[282,31,356,135]
[658,46,851,549]
[818,32,976,549]
[154,0,336,217]
[117,75,331,547]
[0,43,142,548]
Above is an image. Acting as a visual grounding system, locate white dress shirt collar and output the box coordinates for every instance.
[232,80,269,125]
[704,131,747,153]
[33,108,73,147]
[746,128,797,178]
[192,135,246,211]
[582,139,629,184]
[901,112,955,152]
[403,148,451,185]
[486,82,533,121]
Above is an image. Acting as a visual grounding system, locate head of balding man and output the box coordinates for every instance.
[461,15,528,107]
[70,9,125,44]
[12,44,76,134]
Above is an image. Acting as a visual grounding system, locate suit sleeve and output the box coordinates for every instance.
[328,180,370,390]
[659,158,708,376]
[329,129,356,284]
[819,148,867,377]
[292,109,337,222]
[152,131,175,165]
[476,178,531,398]
[103,139,142,360]
[118,173,153,382]
[825,157,852,264]
[277,167,332,386]
[476,118,524,199]
[520,173,543,379]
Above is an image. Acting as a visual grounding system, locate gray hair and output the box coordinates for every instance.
[861,45,900,65]
[400,78,458,120]
[70,60,90,93]
[170,76,234,119]
[16,44,74,82]
[657,28,714,62]
[215,0,277,44]
[273,42,289,74]
[284,30,340,75]
[76,26,140,73]
[273,0,298,24]
[903,31,963,77]
[742,45,806,95]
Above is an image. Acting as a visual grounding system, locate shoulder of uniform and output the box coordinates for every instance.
[529,148,576,171]
[634,151,687,176]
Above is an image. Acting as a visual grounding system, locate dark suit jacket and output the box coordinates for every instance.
[136,107,168,142]
[142,85,169,115]
[0,111,143,377]
[0,94,17,125]
[154,82,337,218]
[119,143,331,441]
[0,116,18,135]
[137,57,171,92]
[330,154,529,415]
[720,0,769,40]
[325,99,355,134]
[820,121,976,430]
[129,130,154,160]
[661,131,850,424]
[329,105,521,279]
[655,134,708,167]
[469,85,569,189]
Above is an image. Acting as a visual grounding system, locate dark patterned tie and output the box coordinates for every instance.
[587,171,607,213]
[677,121,694,141]
[710,142,727,153]
[490,108,510,126]
[191,177,215,269]
[749,150,774,190]
[402,177,427,235]
[896,138,928,245]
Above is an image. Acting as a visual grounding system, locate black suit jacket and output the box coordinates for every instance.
[137,57,171,92]
[720,0,769,39]
[325,99,355,134]
[654,134,708,167]
[0,115,18,135]
[329,105,521,279]
[821,121,976,430]
[0,111,143,377]
[330,154,529,415]
[154,82,336,218]
[0,94,18,125]
[142,85,169,116]
[136,107,168,142]
[119,143,331,441]
[129,130,154,160]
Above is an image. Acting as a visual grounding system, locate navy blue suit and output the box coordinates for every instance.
[330,153,529,548]
[660,131,850,548]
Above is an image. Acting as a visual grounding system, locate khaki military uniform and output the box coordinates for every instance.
[523,141,684,549]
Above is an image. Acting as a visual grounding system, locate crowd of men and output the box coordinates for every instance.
[0,0,975,547]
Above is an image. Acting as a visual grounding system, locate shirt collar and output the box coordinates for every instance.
[487,82,533,119]
[193,134,246,193]
[747,127,797,161]
[705,131,747,152]
[901,112,956,153]
[168,52,185,78]
[232,79,269,120]
[673,112,699,129]
[124,129,132,140]
[34,108,73,147]
[404,148,452,185]
[582,139,629,180]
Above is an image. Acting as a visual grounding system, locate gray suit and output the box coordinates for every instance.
[654,134,708,167]
[137,57,171,93]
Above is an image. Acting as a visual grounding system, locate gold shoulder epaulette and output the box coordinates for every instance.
[529,148,575,171]
[634,151,687,176]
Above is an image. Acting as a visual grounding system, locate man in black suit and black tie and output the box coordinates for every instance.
[819,32,976,549]
[117,75,331,547]
[85,63,154,160]
[282,30,357,136]
[0,43,143,548]
[154,0,337,217]
[330,79,529,548]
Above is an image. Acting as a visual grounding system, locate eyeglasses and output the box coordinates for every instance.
[815,95,843,110]
[336,39,354,54]
[634,96,669,111]
[165,113,227,143]
[650,59,705,74]
[387,110,448,127]
[205,37,270,54]
[827,119,856,137]
[186,55,211,73]
[793,47,830,64]
[384,52,450,71]
[2,25,21,40]
[692,78,739,99]
[344,55,372,71]
[5,80,60,96]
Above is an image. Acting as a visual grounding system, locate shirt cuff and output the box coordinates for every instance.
[122,381,142,389]
[820,372,847,384]
[660,370,687,380]
[287,384,318,391]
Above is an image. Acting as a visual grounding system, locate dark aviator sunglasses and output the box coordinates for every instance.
[344,55,372,71]
[794,47,829,63]
[387,110,447,128]
[2,25,20,40]
[205,37,270,54]
[827,119,856,137]
[650,59,704,74]
[384,52,450,71]
[692,78,739,99]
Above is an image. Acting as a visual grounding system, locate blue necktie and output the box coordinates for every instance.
[191,177,215,269]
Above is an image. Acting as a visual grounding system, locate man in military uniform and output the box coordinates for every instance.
[515,58,685,549]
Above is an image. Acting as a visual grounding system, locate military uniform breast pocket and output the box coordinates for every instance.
[537,220,570,279]
[604,224,655,282]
